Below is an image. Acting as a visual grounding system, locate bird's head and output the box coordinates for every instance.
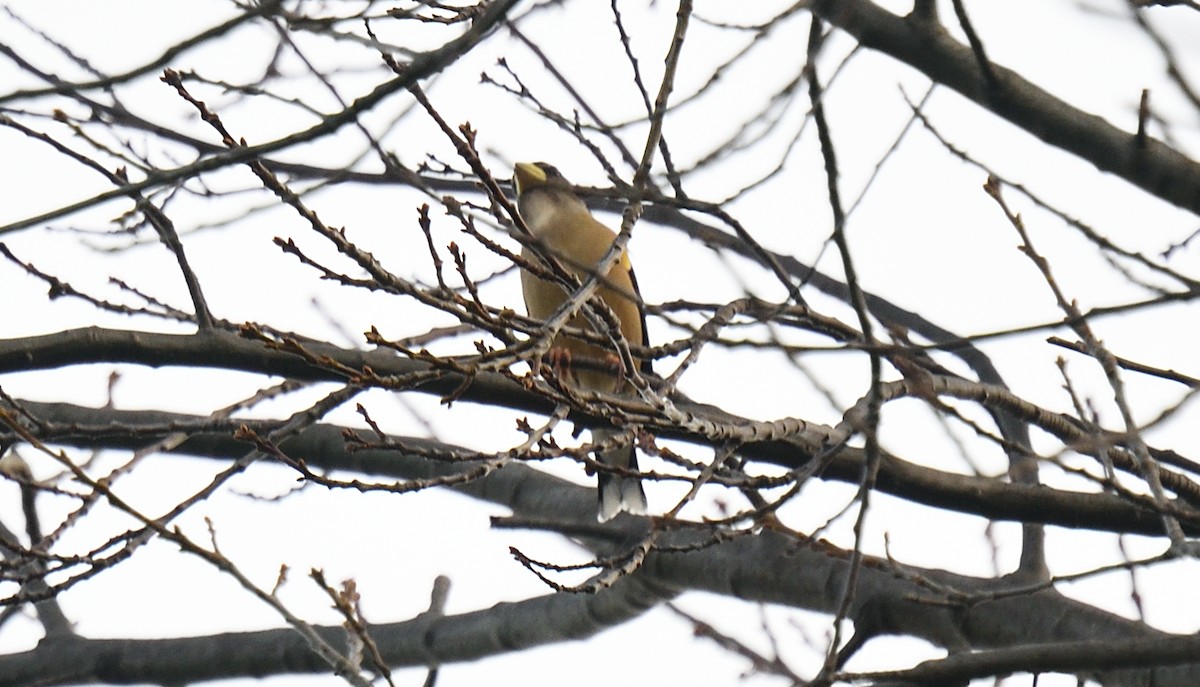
[512,161,570,197]
[512,162,588,233]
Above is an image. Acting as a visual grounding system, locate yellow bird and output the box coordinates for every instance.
[512,161,649,521]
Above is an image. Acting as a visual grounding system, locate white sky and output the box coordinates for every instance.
[3,1,1200,686]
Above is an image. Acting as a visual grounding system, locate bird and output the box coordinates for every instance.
[512,161,649,521]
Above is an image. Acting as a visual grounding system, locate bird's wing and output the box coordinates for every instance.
[622,256,653,375]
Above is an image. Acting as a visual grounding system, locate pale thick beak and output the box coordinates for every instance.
[513,162,546,195]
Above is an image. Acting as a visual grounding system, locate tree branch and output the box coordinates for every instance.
[811,0,1200,214]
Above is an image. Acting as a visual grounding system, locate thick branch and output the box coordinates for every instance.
[811,0,1200,214]
[1,573,675,687]
[3,521,1197,686]
[3,330,1197,536]
[0,401,1056,531]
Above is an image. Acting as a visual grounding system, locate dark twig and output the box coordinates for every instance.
[0,113,215,328]
[0,0,520,237]
[1048,336,1200,388]
[805,18,885,678]
[1137,88,1152,148]
[810,0,1200,214]
[951,0,999,94]
[610,0,686,195]
[984,177,1186,549]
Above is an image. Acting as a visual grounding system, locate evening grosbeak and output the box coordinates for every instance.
[513,161,649,521]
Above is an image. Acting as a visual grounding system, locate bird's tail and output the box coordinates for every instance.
[594,428,648,522]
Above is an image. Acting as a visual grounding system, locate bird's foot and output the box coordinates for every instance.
[545,346,574,382]
[600,351,624,378]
